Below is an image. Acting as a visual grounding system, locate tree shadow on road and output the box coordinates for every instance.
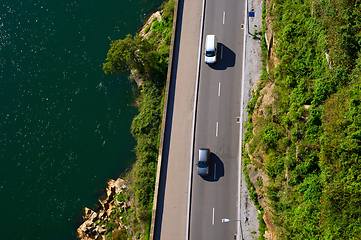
[202,152,224,182]
[208,43,236,70]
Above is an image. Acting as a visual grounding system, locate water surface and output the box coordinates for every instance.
[0,0,163,239]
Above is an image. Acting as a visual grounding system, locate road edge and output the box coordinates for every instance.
[149,0,180,239]
[238,0,249,238]
[185,0,207,239]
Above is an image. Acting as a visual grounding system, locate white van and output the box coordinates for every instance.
[204,35,217,64]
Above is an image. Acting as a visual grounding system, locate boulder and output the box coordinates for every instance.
[263,211,277,240]
[139,11,162,39]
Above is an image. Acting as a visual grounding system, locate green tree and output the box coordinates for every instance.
[133,35,160,76]
[103,34,159,76]
[103,34,139,75]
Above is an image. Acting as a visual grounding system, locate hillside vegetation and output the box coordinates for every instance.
[100,1,175,239]
[245,0,361,238]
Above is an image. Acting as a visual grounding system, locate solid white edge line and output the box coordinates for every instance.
[187,0,206,239]
[238,0,248,239]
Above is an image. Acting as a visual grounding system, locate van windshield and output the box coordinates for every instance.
[206,51,215,57]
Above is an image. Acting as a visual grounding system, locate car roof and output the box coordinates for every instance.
[198,148,209,162]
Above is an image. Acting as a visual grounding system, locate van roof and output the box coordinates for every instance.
[206,35,216,47]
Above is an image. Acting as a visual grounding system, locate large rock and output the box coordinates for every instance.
[139,11,162,39]
[107,178,125,196]
[263,211,277,240]
[252,81,276,136]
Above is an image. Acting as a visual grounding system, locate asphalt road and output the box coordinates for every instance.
[190,0,245,239]
[152,0,250,238]
[152,0,204,239]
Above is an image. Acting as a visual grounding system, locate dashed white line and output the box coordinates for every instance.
[216,122,219,137]
[212,208,215,225]
[218,82,221,96]
[223,11,226,24]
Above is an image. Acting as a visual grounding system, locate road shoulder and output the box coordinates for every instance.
[240,0,263,239]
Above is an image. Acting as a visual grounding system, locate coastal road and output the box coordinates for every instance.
[152,0,204,239]
[189,0,245,239]
[152,0,249,239]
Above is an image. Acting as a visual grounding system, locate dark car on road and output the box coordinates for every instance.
[197,148,210,176]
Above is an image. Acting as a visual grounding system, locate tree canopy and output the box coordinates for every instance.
[103,34,159,76]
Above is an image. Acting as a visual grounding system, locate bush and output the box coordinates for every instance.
[112,229,128,240]
[245,0,361,238]
[262,125,281,149]
[144,25,150,34]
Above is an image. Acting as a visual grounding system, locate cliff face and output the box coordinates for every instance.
[246,82,278,240]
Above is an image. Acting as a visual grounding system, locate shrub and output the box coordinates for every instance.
[144,25,150,34]
[262,125,281,149]
[112,229,128,240]
[245,0,361,238]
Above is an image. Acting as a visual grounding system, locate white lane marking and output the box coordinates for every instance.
[187,0,206,238]
[223,11,226,24]
[238,0,249,238]
[214,163,216,180]
[212,208,215,225]
[216,122,219,137]
[218,82,221,96]
[221,45,223,59]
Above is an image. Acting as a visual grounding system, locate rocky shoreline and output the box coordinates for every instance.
[77,178,129,240]
[76,11,163,240]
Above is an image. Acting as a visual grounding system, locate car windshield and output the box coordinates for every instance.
[198,161,208,168]
[206,51,215,57]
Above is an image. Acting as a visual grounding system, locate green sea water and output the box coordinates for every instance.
[0,0,163,239]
